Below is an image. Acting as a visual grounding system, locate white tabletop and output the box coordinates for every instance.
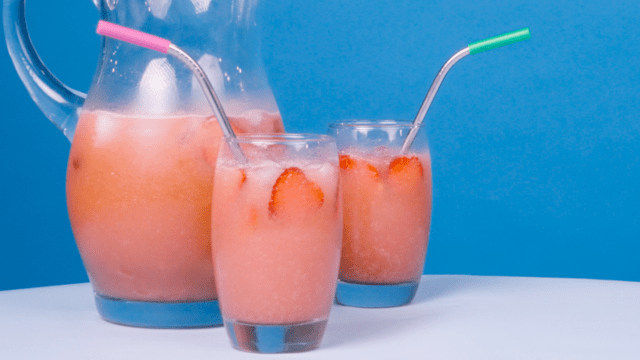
[1,275,639,359]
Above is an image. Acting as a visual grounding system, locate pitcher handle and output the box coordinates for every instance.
[3,0,86,142]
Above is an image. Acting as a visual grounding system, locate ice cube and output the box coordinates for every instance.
[149,0,171,19]
[249,161,284,188]
[191,0,212,14]
[305,162,338,187]
[135,58,178,115]
[94,112,119,144]
[192,54,225,107]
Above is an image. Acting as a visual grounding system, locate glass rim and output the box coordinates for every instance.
[328,120,421,129]
[228,133,335,144]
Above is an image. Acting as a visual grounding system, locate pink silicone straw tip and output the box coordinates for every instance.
[96,20,171,54]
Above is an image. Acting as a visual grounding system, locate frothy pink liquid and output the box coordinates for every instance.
[66,111,283,301]
[339,151,432,284]
[211,161,342,324]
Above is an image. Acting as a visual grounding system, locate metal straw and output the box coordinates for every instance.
[96,20,246,163]
[401,28,531,153]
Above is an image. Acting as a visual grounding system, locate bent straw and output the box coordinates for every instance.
[401,28,531,153]
[95,20,246,163]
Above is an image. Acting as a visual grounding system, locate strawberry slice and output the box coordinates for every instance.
[226,168,247,189]
[239,169,247,188]
[269,167,324,219]
[339,154,357,170]
[388,156,424,190]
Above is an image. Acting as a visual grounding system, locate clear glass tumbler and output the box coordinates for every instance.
[328,121,432,308]
[211,134,342,353]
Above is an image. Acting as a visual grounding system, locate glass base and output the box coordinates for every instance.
[94,293,223,328]
[335,279,420,308]
[225,319,328,353]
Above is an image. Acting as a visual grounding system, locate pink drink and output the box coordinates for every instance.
[211,140,342,326]
[66,110,283,301]
[339,149,432,284]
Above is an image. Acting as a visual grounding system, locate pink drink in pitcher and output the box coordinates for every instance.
[67,111,283,302]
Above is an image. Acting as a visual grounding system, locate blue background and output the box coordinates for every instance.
[1,0,638,291]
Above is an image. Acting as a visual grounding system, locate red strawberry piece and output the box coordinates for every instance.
[339,154,357,170]
[268,167,324,219]
[239,169,247,188]
[388,156,424,189]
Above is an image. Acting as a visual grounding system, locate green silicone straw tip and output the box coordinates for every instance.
[468,28,531,55]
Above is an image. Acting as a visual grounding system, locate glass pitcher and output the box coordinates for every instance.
[4,0,284,328]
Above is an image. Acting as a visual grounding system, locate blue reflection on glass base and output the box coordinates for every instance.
[94,293,223,328]
[335,279,420,308]
[225,319,328,353]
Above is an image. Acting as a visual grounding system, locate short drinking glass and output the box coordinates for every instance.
[328,121,432,308]
[211,134,342,353]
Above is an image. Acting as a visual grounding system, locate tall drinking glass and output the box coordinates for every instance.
[328,121,432,308]
[211,134,342,353]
